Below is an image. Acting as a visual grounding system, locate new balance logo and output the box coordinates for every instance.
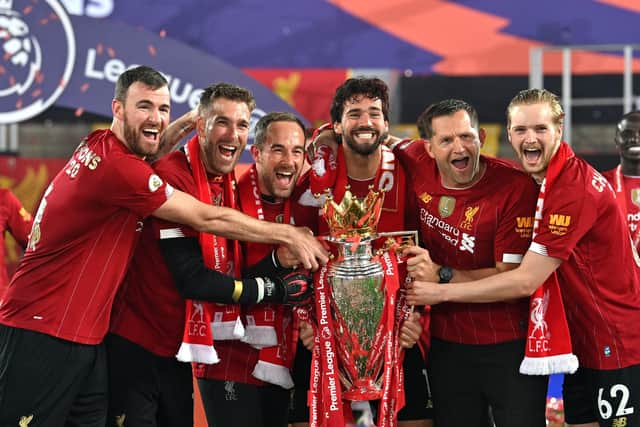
[459,233,475,253]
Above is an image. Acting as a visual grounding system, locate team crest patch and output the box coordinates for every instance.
[148,174,163,192]
[459,206,479,230]
[438,196,456,218]
[632,188,640,208]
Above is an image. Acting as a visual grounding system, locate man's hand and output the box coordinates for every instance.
[403,245,438,282]
[284,226,329,271]
[399,311,423,349]
[275,245,299,269]
[299,320,315,351]
[406,280,446,306]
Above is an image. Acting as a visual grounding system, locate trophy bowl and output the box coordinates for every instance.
[326,234,385,400]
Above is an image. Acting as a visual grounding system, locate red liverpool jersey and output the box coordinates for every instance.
[0,189,33,294]
[111,150,221,357]
[396,140,538,345]
[195,200,287,385]
[0,130,169,345]
[602,166,640,252]
[531,158,640,369]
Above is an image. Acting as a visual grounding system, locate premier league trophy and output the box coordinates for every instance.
[311,186,416,408]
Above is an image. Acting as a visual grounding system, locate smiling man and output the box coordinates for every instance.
[394,99,545,427]
[108,88,314,427]
[291,77,430,427]
[602,111,640,252]
[0,67,327,427]
[407,89,640,427]
[193,111,310,427]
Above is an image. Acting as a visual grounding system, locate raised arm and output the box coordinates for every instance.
[148,108,199,162]
[153,189,329,270]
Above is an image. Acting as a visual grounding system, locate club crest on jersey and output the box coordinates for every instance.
[438,196,455,218]
[459,206,479,230]
[632,188,640,208]
[148,174,163,192]
[419,192,432,204]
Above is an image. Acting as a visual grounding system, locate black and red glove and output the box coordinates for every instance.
[262,271,313,306]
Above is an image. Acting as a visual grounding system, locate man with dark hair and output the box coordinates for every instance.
[292,77,430,427]
[0,66,327,426]
[396,99,546,427]
[408,89,640,427]
[602,111,640,252]
[108,86,312,427]
[194,111,309,427]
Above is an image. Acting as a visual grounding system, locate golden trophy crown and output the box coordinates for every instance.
[323,186,385,238]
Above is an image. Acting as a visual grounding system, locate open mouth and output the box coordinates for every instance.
[275,170,294,186]
[142,127,159,141]
[352,128,377,142]
[451,157,469,170]
[218,144,237,158]
[523,148,542,164]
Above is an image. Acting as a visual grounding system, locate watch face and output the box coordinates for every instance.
[439,266,453,283]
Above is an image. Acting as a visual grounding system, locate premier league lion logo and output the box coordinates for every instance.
[0,0,75,124]
[0,1,41,97]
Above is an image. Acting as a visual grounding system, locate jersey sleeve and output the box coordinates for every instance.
[391,139,427,183]
[493,173,538,264]
[101,153,169,218]
[3,190,33,247]
[531,169,598,261]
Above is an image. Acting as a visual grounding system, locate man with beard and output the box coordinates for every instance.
[0,67,327,426]
[407,89,640,427]
[290,77,430,427]
[190,111,309,427]
[109,87,312,427]
[602,111,640,252]
[395,99,546,427]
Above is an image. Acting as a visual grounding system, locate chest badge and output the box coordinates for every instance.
[460,206,479,230]
[438,196,456,218]
[631,188,640,208]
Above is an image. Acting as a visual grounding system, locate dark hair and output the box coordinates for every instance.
[618,110,640,126]
[417,99,479,139]
[199,83,256,115]
[616,110,640,143]
[507,88,564,128]
[329,77,390,124]
[254,112,306,149]
[114,65,168,103]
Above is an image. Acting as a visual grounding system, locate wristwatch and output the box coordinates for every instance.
[437,266,453,284]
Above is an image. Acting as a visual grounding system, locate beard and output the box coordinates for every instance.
[343,129,387,157]
[123,114,158,158]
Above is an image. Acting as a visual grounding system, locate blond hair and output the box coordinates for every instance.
[507,88,564,128]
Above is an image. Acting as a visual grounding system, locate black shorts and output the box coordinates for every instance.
[563,364,640,427]
[198,377,290,427]
[106,334,193,427]
[428,338,548,427]
[0,324,107,426]
[289,342,433,422]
